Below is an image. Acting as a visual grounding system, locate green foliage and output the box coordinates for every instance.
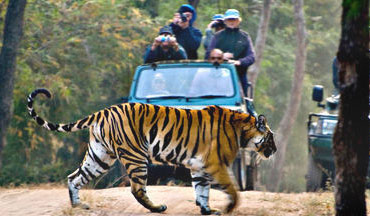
[1,0,341,192]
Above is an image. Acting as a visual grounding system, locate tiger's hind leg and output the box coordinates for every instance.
[191,171,221,215]
[120,159,167,213]
[206,164,238,214]
[68,139,116,209]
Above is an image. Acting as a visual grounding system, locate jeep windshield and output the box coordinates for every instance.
[135,67,235,99]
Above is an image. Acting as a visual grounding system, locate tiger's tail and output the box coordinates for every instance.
[27,88,96,133]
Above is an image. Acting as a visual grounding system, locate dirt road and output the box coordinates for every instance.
[0,185,368,216]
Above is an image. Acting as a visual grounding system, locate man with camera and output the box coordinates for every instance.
[205,9,255,96]
[203,14,225,51]
[143,25,187,64]
[169,4,202,59]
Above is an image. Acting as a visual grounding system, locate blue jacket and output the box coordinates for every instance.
[206,28,255,76]
[143,45,187,63]
[169,23,202,60]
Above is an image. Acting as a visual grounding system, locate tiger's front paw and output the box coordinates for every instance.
[150,204,167,213]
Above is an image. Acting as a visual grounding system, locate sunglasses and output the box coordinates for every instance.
[226,18,238,21]
[210,56,223,60]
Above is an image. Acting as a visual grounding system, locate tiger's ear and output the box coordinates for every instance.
[256,115,267,132]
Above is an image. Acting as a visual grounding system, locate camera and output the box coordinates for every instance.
[180,13,187,22]
[211,20,225,29]
[161,36,170,42]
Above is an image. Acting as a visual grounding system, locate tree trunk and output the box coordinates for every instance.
[0,0,27,168]
[333,1,369,215]
[267,0,307,191]
[248,0,273,90]
[188,0,200,9]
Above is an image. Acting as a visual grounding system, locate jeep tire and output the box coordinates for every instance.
[306,152,324,192]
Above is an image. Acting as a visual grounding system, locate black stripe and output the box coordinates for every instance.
[162,125,174,150]
[197,110,202,126]
[85,167,97,179]
[217,109,223,164]
[161,107,170,131]
[111,107,125,146]
[87,144,95,162]
[79,167,89,181]
[117,147,143,160]
[130,103,136,123]
[223,114,233,151]
[150,105,160,124]
[138,113,147,143]
[124,105,141,146]
[244,114,251,123]
[152,141,160,157]
[145,104,150,117]
[223,155,229,167]
[175,138,183,156]
[121,156,148,165]
[179,150,187,162]
[208,109,214,138]
[166,150,175,161]
[183,110,192,147]
[36,117,44,125]
[104,109,109,119]
[175,109,180,123]
[191,128,200,158]
[31,110,37,117]
[91,149,110,170]
[149,120,158,144]
[62,124,71,131]
[77,117,89,129]
[202,122,206,144]
[87,114,95,125]
[48,123,57,131]
[176,117,184,140]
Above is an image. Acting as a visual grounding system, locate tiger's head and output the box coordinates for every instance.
[240,115,276,159]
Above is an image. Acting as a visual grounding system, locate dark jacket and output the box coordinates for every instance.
[170,23,202,59]
[143,45,187,63]
[206,27,255,76]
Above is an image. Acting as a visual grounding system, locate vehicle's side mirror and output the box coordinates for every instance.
[312,85,323,102]
[312,85,325,108]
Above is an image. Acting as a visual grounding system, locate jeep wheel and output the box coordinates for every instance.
[306,152,324,192]
[233,158,256,191]
[245,165,256,191]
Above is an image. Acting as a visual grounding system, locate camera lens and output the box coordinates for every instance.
[180,13,187,22]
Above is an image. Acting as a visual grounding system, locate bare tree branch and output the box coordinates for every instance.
[248,0,273,90]
[267,0,307,191]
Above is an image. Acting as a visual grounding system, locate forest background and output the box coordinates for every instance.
[0,0,341,192]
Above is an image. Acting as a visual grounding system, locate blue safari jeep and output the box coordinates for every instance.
[125,60,258,191]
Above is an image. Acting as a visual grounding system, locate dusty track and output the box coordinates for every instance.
[1,185,369,215]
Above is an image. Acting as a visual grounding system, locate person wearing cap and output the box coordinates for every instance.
[169,4,202,59]
[143,25,187,63]
[205,9,255,96]
[203,14,225,50]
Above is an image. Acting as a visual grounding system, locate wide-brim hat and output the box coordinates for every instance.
[224,9,240,19]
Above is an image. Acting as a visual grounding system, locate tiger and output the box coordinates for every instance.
[27,88,276,215]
